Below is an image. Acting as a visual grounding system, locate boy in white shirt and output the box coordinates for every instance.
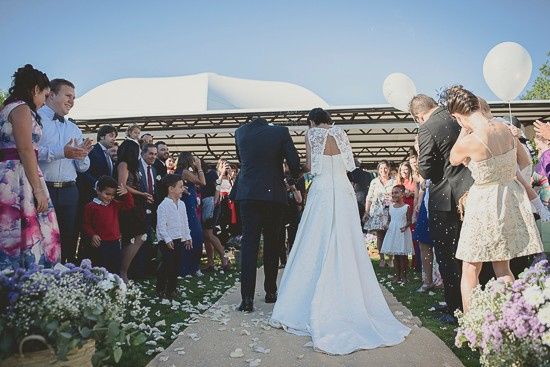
[156,174,192,298]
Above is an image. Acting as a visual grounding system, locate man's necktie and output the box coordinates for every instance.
[105,150,113,175]
[147,166,154,195]
[53,113,64,122]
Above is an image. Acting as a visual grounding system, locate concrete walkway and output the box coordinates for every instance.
[148,269,464,367]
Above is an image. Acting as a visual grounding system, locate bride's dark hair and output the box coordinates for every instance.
[308,108,332,126]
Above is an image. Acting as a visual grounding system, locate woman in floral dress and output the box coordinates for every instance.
[0,65,60,270]
[363,160,395,267]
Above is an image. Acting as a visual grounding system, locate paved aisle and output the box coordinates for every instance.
[148,268,464,367]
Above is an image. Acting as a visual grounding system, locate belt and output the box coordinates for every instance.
[0,148,38,162]
[46,181,76,188]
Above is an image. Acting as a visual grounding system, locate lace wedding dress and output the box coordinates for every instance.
[270,126,410,355]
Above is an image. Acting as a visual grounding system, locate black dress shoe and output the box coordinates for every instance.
[238,298,254,312]
[431,303,448,313]
[265,292,277,303]
[438,313,458,325]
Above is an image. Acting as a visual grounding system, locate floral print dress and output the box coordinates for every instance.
[363,177,395,232]
[0,101,60,270]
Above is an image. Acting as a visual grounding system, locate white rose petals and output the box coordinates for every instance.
[260,324,271,331]
[247,358,262,367]
[241,329,251,336]
[159,355,169,362]
[230,348,245,358]
[428,307,436,311]
[428,291,436,296]
[187,333,201,341]
[297,354,305,359]
[154,320,166,327]
[253,346,271,354]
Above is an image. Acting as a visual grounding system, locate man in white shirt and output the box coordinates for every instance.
[38,79,92,263]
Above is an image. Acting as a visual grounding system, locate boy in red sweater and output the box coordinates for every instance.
[83,175,134,274]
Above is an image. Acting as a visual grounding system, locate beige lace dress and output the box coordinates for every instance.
[456,139,543,262]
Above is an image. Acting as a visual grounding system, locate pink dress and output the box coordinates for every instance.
[0,101,60,270]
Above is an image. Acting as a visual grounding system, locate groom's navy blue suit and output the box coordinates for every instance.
[234,118,301,302]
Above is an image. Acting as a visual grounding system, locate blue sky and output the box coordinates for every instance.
[1,0,548,105]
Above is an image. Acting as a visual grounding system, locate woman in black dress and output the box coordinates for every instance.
[116,140,153,282]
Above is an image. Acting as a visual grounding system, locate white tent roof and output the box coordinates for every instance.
[69,72,328,120]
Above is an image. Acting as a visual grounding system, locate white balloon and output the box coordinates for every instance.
[382,73,417,112]
[483,42,532,101]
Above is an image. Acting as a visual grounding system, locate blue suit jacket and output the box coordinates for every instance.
[233,118,300,204]
[77,143,113,203]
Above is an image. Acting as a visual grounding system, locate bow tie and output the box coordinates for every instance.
[53,113,64,123]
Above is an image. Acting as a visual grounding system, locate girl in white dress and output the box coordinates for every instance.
[381,185,414,282]
[270,108,410,355]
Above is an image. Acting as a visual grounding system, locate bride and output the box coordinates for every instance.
[270,108,410,355]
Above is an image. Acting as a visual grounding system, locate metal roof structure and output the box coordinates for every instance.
[75,100,550,169]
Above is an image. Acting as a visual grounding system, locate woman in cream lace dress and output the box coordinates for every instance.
[446,86,543,312]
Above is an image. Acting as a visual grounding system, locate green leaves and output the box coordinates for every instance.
[79,326,92,338]
[113,346,123,363]
[59,331,72,339]
[131,332,147,346]
[523,50,550,100]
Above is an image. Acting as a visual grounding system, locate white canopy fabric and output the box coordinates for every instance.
[69,73,328,120]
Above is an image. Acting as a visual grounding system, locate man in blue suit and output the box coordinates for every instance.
[76,124,118,262]
[233,117,301,312]
[78,125,118,203]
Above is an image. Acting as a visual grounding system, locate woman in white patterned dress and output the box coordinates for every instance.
[363,161,395,267]
[270,108,410,355]
[446,86,543,312]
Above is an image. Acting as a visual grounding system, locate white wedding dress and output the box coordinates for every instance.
[270,126,410,355]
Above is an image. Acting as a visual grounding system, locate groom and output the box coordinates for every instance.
[233,117,301,312]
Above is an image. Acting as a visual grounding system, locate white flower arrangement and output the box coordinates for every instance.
[0,260,148,365]
[455,260,550,366]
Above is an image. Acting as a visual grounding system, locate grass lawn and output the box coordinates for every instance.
[372,259,480,367]
[117,257,240,367]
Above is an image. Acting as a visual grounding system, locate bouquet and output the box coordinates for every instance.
[0,260,148,366]
[455,260,550,367]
